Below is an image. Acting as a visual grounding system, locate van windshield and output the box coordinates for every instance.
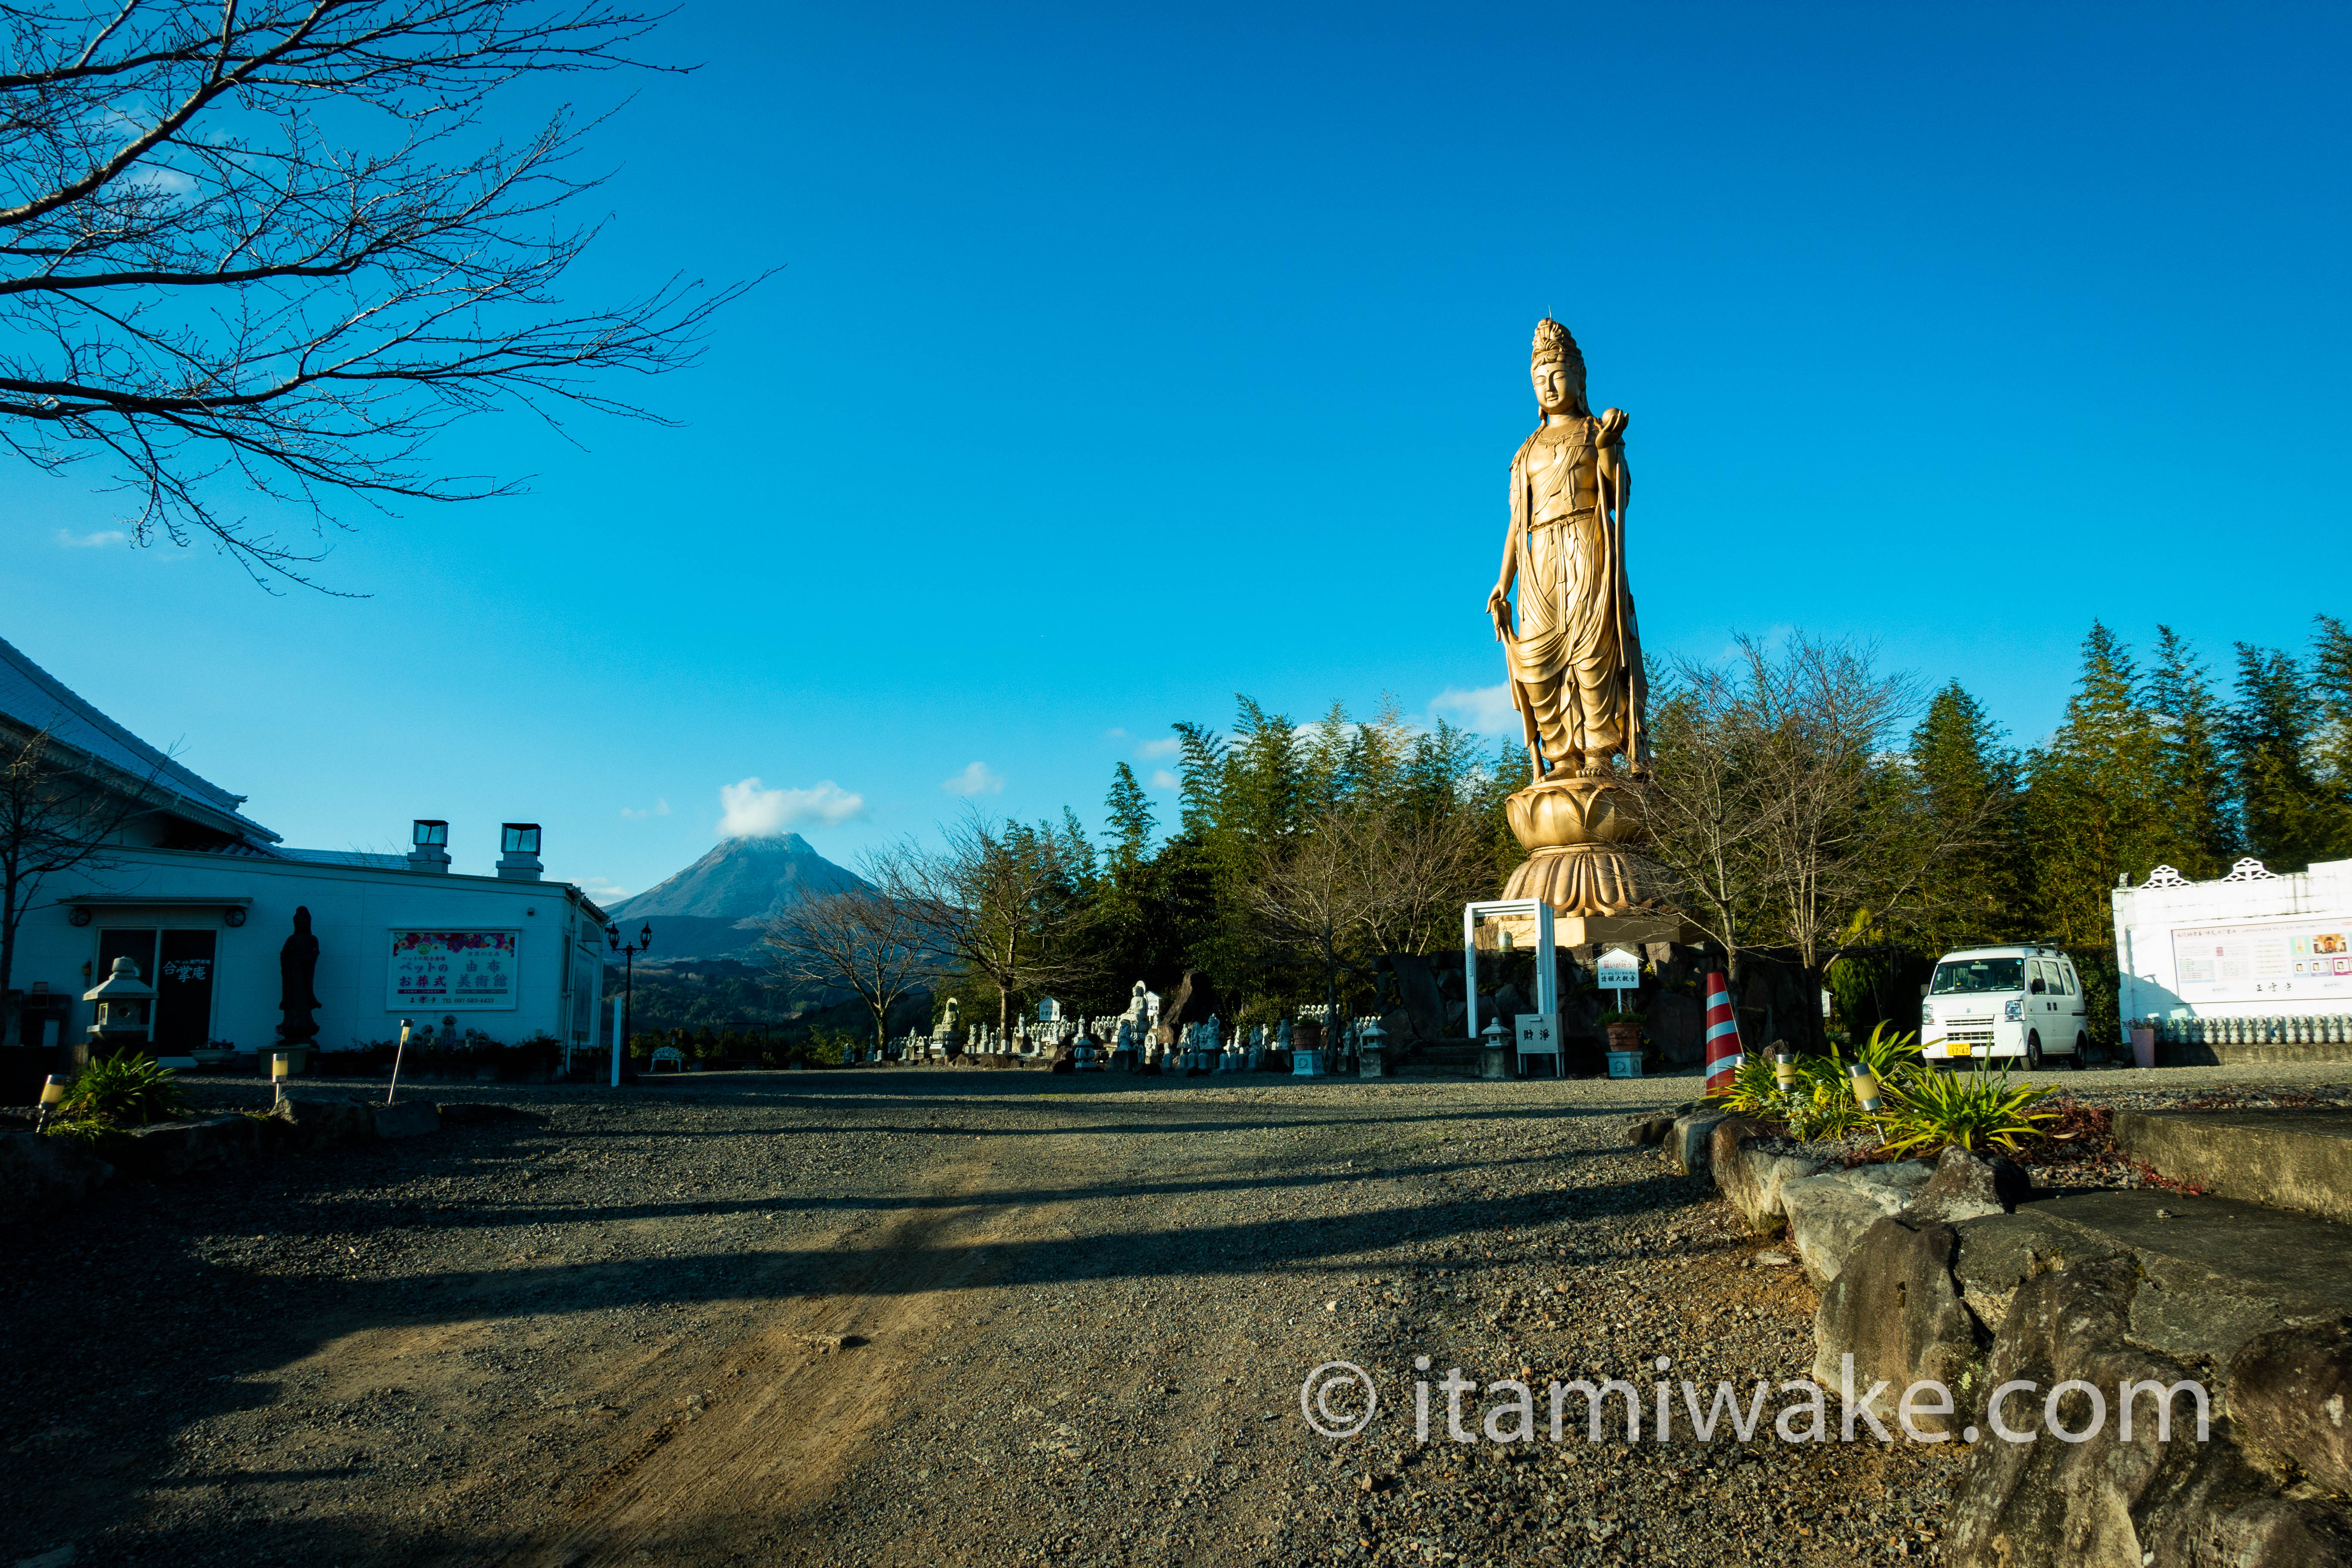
[1931,958,2025,995]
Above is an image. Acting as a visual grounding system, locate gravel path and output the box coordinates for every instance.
[3,1057,2342,1567]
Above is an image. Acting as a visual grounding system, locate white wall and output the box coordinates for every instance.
[14,846,604,1053]
[2111,858,2352,1030]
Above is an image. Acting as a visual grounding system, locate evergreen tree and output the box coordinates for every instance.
[2227,642,2347,870]
[2019,623,2168,944]
[2312,615,2352,819]
[1905,680,2022,949]
[2146,625,2235,876]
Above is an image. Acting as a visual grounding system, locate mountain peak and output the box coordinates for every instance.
[606,833,866,954]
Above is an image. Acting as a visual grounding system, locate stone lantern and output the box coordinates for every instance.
[1480,1017,1510,1080]
[83,956,156,1055]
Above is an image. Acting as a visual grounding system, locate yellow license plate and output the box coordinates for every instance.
[1947,1042,1972,1057]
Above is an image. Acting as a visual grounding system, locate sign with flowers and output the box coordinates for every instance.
[388,929,520,1009]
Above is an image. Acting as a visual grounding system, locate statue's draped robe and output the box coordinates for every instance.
[1504,412,1648,772]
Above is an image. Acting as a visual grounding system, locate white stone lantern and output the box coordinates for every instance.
[83,955,156,1049]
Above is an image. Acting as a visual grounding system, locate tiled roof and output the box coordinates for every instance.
[0,633,279,842]
[270,847,411,870]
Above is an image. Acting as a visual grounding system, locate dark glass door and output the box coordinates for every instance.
[155,931,218,1051]
[96,928,156,983]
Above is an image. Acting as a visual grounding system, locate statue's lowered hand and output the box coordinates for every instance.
[1486,584,1512,641]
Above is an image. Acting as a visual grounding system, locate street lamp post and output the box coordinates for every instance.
[607,921,652,1087]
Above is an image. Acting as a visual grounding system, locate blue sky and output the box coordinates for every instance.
[6,1,2348,907]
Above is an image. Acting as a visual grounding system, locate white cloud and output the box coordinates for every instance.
[56,529,126,549]
[1137,736,1181,759]
[1429,683,1520,737]
[718,777,864,837]
[1148,768,1180,790]
[942,760,1005,796]
[1102,726,1129,740]
[577,876,630,904]
[619,797,671,820]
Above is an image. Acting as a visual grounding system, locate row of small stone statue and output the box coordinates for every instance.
[2148,1014,2352,1046]
[879,1011,1394,1076]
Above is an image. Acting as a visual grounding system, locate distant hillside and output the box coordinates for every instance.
[607,834,867,959]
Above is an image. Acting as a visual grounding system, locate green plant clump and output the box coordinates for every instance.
[1877,1067,2056,1158]
[58,1051,189,1128]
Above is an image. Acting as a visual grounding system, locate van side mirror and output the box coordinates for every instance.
[2029,978,2046,994]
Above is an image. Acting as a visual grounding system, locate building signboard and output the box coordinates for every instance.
[389,929,520,1010]
[2169,917,2352,1003]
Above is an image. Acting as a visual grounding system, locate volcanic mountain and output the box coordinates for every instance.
[605,833,866,959]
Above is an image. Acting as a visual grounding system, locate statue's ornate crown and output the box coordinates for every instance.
[1531,317,1584,377]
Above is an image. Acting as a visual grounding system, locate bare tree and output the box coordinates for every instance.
[0,0,756,585]
[759,848,944,1057]
[1741,637,1920,1036]
[1353,803,1493,959]
[1241,803,1395,1025]
[900,810,1097,1047]
[1640,659,1774,988]
[0,723,163,1040]
[1646,634,2011,1048]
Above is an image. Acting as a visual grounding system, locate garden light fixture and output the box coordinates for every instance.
[34,1074,67,1133]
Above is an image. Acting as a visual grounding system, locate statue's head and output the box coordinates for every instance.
[293,905,311,933]
[1530,317,1588,417]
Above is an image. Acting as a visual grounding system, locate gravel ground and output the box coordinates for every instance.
[2,1057,2343,1568]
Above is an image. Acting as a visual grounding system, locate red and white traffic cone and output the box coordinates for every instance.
[1703,973,1743,1093]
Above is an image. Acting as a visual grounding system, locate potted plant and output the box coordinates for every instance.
[1596,1008,1645,1050]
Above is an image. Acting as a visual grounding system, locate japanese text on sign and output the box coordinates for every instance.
[388,930,519,1010]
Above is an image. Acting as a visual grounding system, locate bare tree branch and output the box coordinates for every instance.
[0,0,763,588]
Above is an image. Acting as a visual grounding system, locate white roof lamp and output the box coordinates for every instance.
[408,818,451,873]
[498,822,543,882]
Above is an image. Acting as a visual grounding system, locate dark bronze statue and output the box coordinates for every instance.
[277,905,321,1044]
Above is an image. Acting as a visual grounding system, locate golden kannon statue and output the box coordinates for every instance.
[1487,318,1659,918]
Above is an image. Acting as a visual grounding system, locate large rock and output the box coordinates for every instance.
[2032,1190,2348,1370]
[1900,1145,2031,1225]
[2113,1108,2352,1225]
[1383,952,1451,1042]
[1709,1116,1830,1234]
[2228,1321,2352,1495]
[1948,1208,2122,1345]
[1945,1255,2352,1568]
[1151,970,1222,1053]
[1810,1218,1988,1433]
[1663,1109,1726,1176]
[267,1094,374,1152]
[374,1102,441,1139]
[0,1130,113,1225]
[118,1113,263,1176]
[1781,1160,1936,1286]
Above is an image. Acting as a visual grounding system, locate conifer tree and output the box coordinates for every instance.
[1905,680,2022,948]
[2227,642,2347,870]
[2020,623,2168,944]
[2311,615,2352,817]
[2146,626,2235,876]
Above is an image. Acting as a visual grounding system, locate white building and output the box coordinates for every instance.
[1,635,608,1070]
[2112,856,2352,1030]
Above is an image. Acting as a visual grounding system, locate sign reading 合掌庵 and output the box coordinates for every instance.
[388,930,520,1010]
[1596,947,1641,990]
[2170,918,2352,1002]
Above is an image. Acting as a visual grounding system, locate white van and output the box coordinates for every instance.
[1919,945,2089,1069]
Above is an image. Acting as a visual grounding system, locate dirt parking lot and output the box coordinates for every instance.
[6,1059,2344,1568]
